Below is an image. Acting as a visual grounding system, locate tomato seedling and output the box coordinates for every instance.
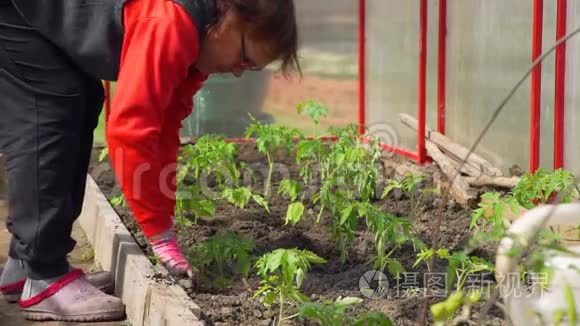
[245,117,303,197]
[222,187,269,212]
[189,232,254,288]
[382,172,437,219]
[297,100,329,137]
[253,248,327,325]
[513,168,579,208]
[298,296,394,326]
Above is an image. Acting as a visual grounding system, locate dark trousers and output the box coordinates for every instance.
[0,1,104,279]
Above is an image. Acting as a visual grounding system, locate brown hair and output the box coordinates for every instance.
[217,0,301,76]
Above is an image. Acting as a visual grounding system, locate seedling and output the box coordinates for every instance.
[98,146,109,162]
[306,126,383,262]
[470,192,520,239]
[331,198,362,264]
[513,168,579,208]
[189,232,254,288]
[382,173,436,219]
[298,296,394,326]
[253,248,327,325]
[178,135,239,188]
[311,124,379,214]
[175,135,241,223]
[222,187,269,212]
[413,247,451,273]
[245,117,303,197]
[430,289,485,326]
[445,251,494,292]
[363,203,426,276]
[296,138,330,185]
[175,184,216,223]
[297,100,328,136]
[110,194,125,207]
[298,296,363,326]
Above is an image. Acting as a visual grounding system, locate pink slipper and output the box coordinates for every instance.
[150,232,193,277]
[1,270,115,303]
[19,269,125,322]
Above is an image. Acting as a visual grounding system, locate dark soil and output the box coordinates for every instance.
[89,143,505,326]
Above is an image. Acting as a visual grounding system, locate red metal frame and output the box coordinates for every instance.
[222,136,338,144]
[358,0,366,136]
[530,0,543,173]
[417,0,428,164]
[554,0,567,169]
[437,0,447,135]
[379,143,419,162]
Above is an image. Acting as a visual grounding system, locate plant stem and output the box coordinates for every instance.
[316,204,325,223]
[265,153,273,197]
[278,292,285,326]
[410,191,416,219]
[281,313,299,321]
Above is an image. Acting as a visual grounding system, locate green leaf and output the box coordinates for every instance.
[335,296,363,306]
[98,146,109,162]
[285,202,305,226]
[297,100,329,125]
[191,199,216,218]
[295,267,305,288]
[110,194,125,207]
[340,204,355,225]
[223,187,266,211]
[252,194,270,212]
[265,250,284,273]
[381,180,402,199]
[301,250,327,264]
[279,179,301,202]
[353,312,394,326]
[387,260,406,278]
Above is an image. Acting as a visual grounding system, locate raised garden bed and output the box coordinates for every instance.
[87,109,580,326]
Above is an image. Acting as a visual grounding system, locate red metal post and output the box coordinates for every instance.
[358,0,366,136]
[554,0,567,169]
[530,0,543,173]
[417,0,428,164]
[437,0,447,135]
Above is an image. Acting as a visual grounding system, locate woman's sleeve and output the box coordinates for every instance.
[106,4,200,238]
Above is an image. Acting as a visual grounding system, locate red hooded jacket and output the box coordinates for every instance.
[106,0,207,238]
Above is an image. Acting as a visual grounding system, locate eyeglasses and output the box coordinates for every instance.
[237,35,261,71]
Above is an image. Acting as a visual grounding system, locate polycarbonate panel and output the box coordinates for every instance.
[565,2,580,174]
[446,0,533,173]
[426,0,441,135]
[366,0,420,151]
[539,1,556,171]
[182,0,359,138]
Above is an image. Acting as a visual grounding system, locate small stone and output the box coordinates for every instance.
[232,299,242,307]
[178,279,192,290]
[253,309,263,318]
[258,320,272,326]
[221,307,234,315]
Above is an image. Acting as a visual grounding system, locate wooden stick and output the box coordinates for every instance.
[464,176,521,189]
[426,141,474,206]
[400,114,503,177]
